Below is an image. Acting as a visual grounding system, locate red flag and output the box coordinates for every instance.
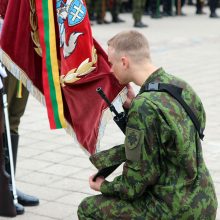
[0,0,8,19]
[0,0,125,154]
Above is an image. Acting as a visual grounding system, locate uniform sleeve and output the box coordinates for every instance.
[100,97,161,201]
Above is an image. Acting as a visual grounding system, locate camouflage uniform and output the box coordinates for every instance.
[132,0,146,23]
[78,68,218,220]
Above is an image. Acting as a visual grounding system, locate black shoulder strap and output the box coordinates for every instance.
[143,82,204,140]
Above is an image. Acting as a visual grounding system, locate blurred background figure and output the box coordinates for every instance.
[196,0,206,14]
[175,0,186,15]
[86,0,110,24]
[163,0,174,16]
[109,0,125,22]
[133,0,148,27]
[120,0,132,12]
[209,0,219,17]
[150,0,162,18]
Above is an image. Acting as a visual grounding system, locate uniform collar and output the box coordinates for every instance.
[139,67,165,94]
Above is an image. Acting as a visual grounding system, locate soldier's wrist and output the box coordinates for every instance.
[100,180,111,195]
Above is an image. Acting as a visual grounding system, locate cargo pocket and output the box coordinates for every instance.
[125,127,144,162]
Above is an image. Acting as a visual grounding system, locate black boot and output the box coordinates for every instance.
[4,133,24,215]
[112,16,125,23]
[17,189,39,206]
[4,133,39,210]
[134,21,148,28]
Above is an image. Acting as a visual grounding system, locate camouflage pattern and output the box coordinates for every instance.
[90,144,125,170]
[78,68,217,220]
[132,0,146,22]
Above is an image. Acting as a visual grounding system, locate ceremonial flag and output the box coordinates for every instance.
[0,0,125,154]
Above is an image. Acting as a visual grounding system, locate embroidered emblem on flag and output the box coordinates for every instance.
[68,0,86,26]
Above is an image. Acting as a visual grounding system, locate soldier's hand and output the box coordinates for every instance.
[89,174,105,192]
[123,83,135,109]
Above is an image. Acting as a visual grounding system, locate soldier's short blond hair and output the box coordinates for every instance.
[107,30,151,62]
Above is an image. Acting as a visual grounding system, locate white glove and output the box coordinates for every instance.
[0,63,7,89]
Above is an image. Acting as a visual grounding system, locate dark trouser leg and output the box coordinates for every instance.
[132,0,147,24]
[196,0,202,12]
[111,0,124,22]
[4,133,19,174]
[151,0,162,18]
[86,0,96,21]
[209,0,218,15]
[163,0,173,16]
[4,73,29,134]
[96,0,108,24]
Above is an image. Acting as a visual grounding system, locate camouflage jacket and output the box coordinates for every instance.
[90,68,217,219]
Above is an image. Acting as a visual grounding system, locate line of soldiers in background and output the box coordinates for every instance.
[85,0,220,28]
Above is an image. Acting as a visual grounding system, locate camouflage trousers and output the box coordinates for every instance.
[132,0,146,22]
[77,194,147,220]
[77,193,217,220]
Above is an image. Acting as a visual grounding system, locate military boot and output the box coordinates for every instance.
[4,133,39,213]
[4,133,24,215]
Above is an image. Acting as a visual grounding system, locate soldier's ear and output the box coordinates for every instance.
[121,56,129,69]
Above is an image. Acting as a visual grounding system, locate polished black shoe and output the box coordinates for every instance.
[97,19,103,24]
[17,189,39,206]
[103,19,111,24]
[210,12,219,18]
[134,21,148,28]
[97,19,111,24]
[162,11,174,17]
[112,17,125,23]
[15,202,24,215]
[196,10,206,15]
[151,13,162,19]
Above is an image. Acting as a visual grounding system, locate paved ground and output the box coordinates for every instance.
[1,5,220,220]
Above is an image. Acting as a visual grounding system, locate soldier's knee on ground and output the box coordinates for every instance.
[77,198,89,219]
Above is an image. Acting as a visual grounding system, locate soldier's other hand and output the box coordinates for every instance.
[89,174,105,192]
[123,83,135,109]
